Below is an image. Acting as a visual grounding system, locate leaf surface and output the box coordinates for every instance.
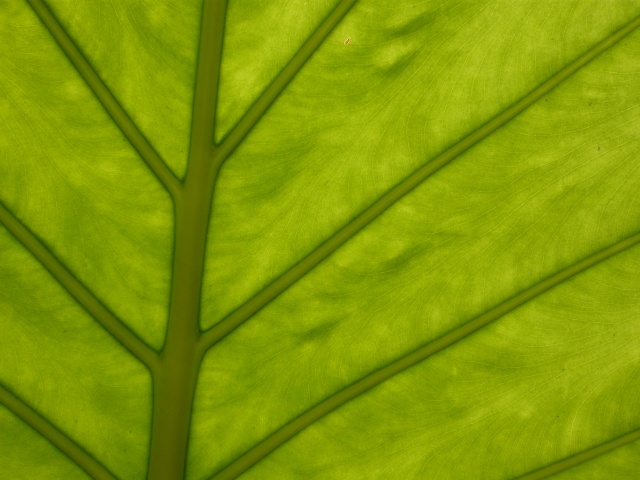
[1,0,639,479]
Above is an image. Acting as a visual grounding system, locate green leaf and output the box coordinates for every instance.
[1,0,639,479]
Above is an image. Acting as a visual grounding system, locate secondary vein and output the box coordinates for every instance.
[515,428,640,479]
[25,0,181,199]
[199,13,640,355]
[0,384,116,480]
[0,202,159,372]
[209,231,640,480]
[211,0,359,166]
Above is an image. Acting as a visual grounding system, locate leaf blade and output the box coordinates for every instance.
[0,384,115,480]
[210,232,640,479]
[516,428,640,479]
[191,4,640,476]
[200,11,640,352]
[2,0,640,478]
[26,0,180,198]
[0,201,158,371]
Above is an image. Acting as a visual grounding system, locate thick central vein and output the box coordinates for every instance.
[146,1,227,479]
[199,13,640,354]
[210,231,640,480]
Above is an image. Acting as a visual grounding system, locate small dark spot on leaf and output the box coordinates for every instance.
[344,37,351,45]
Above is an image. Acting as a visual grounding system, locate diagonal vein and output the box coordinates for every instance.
[209,231,640,480]
[25,0,181,199]
[0,202,159,372]
[211,0,359,165]
[0,383,116,480]
[199,13,640,354]
[515,428,640,479]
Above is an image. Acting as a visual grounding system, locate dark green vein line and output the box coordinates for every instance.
[199,13,640,354]
[515,428,640,479]
[0,202,159,372]
[210,231,640,480]
[0,384,116,480]
[25,0,181,199]
[211,0,358,165]
[188,0,227,168]
[146,1,228,478]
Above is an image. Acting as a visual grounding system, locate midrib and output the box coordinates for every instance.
[146,0,227,478]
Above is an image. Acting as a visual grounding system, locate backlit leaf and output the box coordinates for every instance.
[1,1,639,479]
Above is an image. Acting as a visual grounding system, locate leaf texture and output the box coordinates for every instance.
[1,0,640,479]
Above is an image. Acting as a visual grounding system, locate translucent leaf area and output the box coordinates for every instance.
[1,1,639,479]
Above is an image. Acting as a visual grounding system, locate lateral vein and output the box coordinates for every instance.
[0,384,116,480]
[199,13,640,354]
[212,0,359,165]
[0,202,159,372]
[25,0,181,199]
[209,231,640,480]
[515,427,640,479]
